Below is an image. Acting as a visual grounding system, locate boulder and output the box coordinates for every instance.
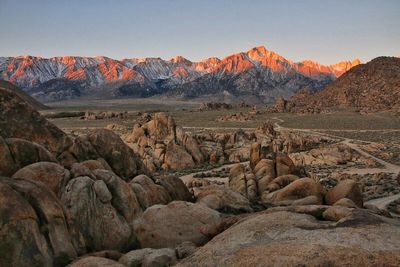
[61,176,133,251]
[322,206,354,222]
[262,178,324,205]
[129,175,172,210]
[119,248,177,267]
[5,138,57,172]
[0,136,17,176]
[155,175,193,202]
[0,86,71,154]
[249,142,261,169]
[253,159,276,195]
[325,179,364,208]
[229,163,258,200]
[291,195,321,206]
[0,179,53,267]
[333,198,358,208]
[69,256,125,267]
[68,136,100,162]
[175,241,197,259]
[196,185,253,213]
[265,174,299,193]
[177,211,400,266]
[12,162,70,197]
[87,250,124,262]
[0,177,81,267]
[80,159,113,172]
[70,162,96,179]
[87,129,141,179]
[275,153,296,177]
[164,142,195,170]
[133,201,222,248]
[94,170,142,222]
[93,180,112,203]
[178,130,204,164]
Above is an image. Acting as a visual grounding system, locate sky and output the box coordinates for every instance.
[0,0,399,64]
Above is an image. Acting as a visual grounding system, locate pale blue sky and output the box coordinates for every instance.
[0,0,399,64]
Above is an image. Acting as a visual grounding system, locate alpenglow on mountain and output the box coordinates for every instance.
[0,46,360,102]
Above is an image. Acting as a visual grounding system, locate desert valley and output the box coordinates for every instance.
[1,1,400,266]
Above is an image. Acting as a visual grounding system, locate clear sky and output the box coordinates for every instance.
[0,0,399,64]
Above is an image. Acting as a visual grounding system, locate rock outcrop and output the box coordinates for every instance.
[0,85,71,154]
[0,177,83,267]
[133,201,222,249]
[177,210,400,266]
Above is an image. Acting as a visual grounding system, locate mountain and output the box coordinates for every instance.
[0,79,49,110]
[279,57,400,113]
[0,46,360,102]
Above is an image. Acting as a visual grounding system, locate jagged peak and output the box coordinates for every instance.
[247,45,268,56]
[15,55,43,60]
[170,55,192,65]
[200,57,221,63]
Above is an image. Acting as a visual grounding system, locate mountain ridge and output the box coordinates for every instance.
[0,46,360,102]
[272,57,400,113]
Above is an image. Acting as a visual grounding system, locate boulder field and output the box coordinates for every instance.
[0,85,399,266]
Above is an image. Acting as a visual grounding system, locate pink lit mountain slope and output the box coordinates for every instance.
[0,46,360,102]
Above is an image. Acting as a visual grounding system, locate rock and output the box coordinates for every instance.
[69,256,125,267]
[87,250,124,261]
[156,175,193,202]
[93,180,113,203]
[0,136,17,176]
[269,96,287,113]
[178,133,204,164]
[325,179,364,208]
[87,129,141,179]
[133,201,222,248]
[129,175,172,210]
[196,185,253,213]
[175,241,197,259]
[265,174,299,193]
[0,177,81,267]
[68,136,100,162]
[275,153,296,177]
[0,86,71,154]
[291,195,321,206]
[12,162,70,197]
[61,176,133,251]
[229,164,258,200]
[119,248,177,267]
[94,170,142,222]
[70,162,96,179]
[322,206,354,222]
[5,138,57,173]
[249,142,261,169]
[263,205,329,219]
[333,198,358,208]
[164,142,195,170]
[262,178,324,205]
[228,164,247,196]
[253,159,275,195]
[80,159,113,172]
[177,211,400,266]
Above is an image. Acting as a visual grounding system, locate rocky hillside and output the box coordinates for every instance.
[0,46,359,102]
[269,57,400,113]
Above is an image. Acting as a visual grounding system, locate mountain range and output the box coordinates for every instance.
[0,46,360,103]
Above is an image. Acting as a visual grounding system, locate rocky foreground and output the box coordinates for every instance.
[1,84,400,267]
